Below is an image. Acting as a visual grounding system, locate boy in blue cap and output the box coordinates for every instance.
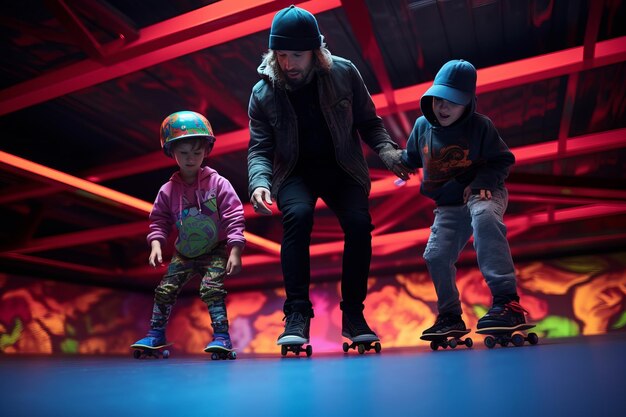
[401,60,531,337]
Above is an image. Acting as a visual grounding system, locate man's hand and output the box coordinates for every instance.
[379,148,413,181]
[250,187,273,215]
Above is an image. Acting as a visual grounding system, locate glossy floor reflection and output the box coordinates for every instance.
[1,333,624,417]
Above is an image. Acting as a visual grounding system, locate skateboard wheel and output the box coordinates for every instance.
[465,338,473,348]
[449,339,458,349]
[429,341,438,351]
[162,350,170,359]
[281,345,287,356]
[342,342,349,353]
[374,342,381,353]
[484,336,496,349]
[305,345,313,357]
[211,353,219,360]
[228,351,237,360]
[357,344,365,354]
[528,333,539,345]
[133,350,141,359]
[511,334,524,347]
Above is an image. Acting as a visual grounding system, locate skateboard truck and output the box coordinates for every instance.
[131,343,173,359]
[280,343,313,357]
[204,346,237,360]
[342,339,382,355]
[476,324,539,348]
[420,329,473,351]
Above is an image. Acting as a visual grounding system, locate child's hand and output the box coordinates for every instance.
[463,186,472,203]
[226,245,242,275]
[464,187,492,203]
[478,189,492,200]
[148,241,163,267]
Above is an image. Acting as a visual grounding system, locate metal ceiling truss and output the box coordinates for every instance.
[1,1,625,280]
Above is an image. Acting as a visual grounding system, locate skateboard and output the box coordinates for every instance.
[130,342,173,359]
[204,345,237,360]
[280,343,313,357]
[476,323,539,348]
[420,329,473,351]
[342,338,382,355]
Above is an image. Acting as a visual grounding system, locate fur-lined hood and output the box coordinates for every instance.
[256,47,334,88]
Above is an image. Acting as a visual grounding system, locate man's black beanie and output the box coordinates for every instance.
[269,5,322,51]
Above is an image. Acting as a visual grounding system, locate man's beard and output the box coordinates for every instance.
[284,67,314,90]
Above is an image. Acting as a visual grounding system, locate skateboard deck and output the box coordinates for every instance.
[476,323,539,348]
[342,336,382,355]
[204,345,237,360]
[420,329,473,351]
[130,342,173,359]
[280,343,313,357]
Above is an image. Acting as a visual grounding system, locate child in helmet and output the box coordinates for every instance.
[131,111,245,355]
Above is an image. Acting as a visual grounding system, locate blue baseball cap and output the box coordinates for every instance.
[423,59,477,105]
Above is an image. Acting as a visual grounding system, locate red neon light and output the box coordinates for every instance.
[0,151,280,254]
[379,36,626,115]
[0,150,153,213]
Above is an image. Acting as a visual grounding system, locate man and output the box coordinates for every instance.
[247,5,410,348]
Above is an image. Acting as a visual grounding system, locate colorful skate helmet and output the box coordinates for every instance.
[160,111,216,157]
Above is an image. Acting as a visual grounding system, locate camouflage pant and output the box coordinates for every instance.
[150,244,228,330]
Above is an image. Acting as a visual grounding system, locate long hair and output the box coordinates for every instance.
[260,41,333,87]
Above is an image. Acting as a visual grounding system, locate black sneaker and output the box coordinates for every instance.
[422,314,466,336]
[277,312,310,345]
[477,301,528,330]
[342,311,379,342]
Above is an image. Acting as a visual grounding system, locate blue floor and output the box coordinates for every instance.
[1,333,625,417]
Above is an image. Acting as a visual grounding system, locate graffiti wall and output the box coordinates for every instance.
[1,252,625,355]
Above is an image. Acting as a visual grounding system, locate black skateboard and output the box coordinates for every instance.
[280,343,313,357]
[130,342,173,359]
[204,345,237,360]
[420,329,473,351]
[342,337,382,355]
[476,323,539,348]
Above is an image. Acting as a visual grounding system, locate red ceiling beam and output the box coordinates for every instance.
[510,128,626,165]
[0,0,342,116]
[9,202,624,276]
[0,125,626,255]
[0,149,153,214]
[7,221,149,254]
[83,127,250,182]
[1,127,623,217]
[0,252,117,276]
[384,36,626,114]
[1,36,624,202]
[340,0,396,111]
[0,149,281,255]
[582,0,604,64]
[507,182,626,202]
[311,203,626,258]
[0,128,249,205]
[44,0,106,60]
[69,0,139,45]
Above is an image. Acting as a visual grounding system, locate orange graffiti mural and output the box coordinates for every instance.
[1,253,625,354]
